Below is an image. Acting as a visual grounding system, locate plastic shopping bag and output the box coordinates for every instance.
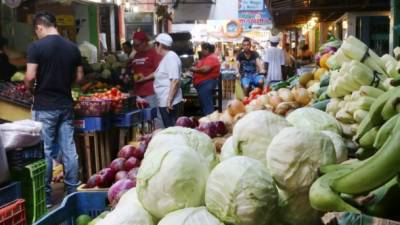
[0,120,42,150]
[234,78,245,100]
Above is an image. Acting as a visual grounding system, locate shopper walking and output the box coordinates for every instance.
[24,11,83,207]
[237,38,265,96]
[153,33,183,127]
[299,44,313,65]
[283,43,296,79]
[191,42,221,116]
[263,36,285,84]
[0,36,17,82]
[131,31,163,128]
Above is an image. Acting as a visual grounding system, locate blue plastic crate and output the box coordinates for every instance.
[0,182,21,207]
[74,116,111,132]
[33,192,108,225]
[141,108,157,121]
[112,110,141,128]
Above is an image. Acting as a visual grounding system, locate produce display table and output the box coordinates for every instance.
[0,98,31,122]
[112,110,141,150]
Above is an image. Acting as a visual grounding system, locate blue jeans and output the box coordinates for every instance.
[32,108,80,199]
[195,79,218,116]
[159,103,181,128]
[143,95,164,129]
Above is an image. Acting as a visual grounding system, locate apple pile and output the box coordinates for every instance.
[175,116,228,138]
[84,143,148,189]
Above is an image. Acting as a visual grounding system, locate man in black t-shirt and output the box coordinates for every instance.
[24,11,83,208]
[236,38,265,95]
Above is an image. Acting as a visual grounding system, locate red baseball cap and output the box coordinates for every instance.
[132,31,149,42]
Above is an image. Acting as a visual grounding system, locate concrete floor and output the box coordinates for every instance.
[49,182,66,210]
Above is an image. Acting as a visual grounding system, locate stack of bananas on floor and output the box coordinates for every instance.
[310,86,400,219]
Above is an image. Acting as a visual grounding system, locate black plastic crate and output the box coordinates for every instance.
[7,143,44,171]
[0,182,21,207]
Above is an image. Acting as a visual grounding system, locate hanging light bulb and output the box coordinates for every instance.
[133,5,139,12]
[125,1,130,9]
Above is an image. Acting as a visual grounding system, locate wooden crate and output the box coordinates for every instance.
[222,79,235,100]
[75,131,113,180]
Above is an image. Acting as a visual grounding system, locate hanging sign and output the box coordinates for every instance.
[239,0,264,11]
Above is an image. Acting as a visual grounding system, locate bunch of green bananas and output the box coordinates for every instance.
[309,87,400,217]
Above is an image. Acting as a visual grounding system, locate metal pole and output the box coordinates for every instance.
[391,0,400,50]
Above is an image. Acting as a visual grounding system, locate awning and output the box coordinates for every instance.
[265,0,390,29]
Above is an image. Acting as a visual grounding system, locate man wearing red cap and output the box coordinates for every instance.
[131,31,163,127]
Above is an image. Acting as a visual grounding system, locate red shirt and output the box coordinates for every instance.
[131,48,161,97]
[193,54,221,86]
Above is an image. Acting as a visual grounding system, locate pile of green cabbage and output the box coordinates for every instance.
[92,108,349,225]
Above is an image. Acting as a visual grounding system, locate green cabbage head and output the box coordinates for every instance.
[137,145,209,219]
[322,131,348,163]
[158,207,224,225]
[146,127,218,170]
[232,110,290,165]
[220,136,236,161]
[286,107,342,134]
[267,127,337,193]
[97,188,155,225]
[205,156,279,225]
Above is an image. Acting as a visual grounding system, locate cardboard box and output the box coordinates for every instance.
[322,212,400,225]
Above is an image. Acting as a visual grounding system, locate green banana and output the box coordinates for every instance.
[364,177,400,218]
[381,88,400,120]
[319,160,363,175]
[373,114,399,149]
[355,148,376,160]
[355,90,392,141]
[332,116,400,195]
[309,169,361,213]
[359,126,379,149]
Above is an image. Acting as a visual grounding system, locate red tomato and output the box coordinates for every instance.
[242,97,251,105]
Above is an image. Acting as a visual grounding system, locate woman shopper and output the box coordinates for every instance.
[190,42,221,116]
[153,33,183,127]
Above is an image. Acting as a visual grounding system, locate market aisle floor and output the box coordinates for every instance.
[49,182,65,211]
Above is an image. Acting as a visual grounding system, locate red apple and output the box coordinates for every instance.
[118,145,136,159]
[98,168,116,188]
[86,174,102,188]
[115,170,128,181]
[190,116,199,128]
[124,157,140,171]
[198,122,217,138]
[132,143,146,160]
[175,116,194,128]
[110,158,126,172]
[127,167,139,182]
[214,121,227,136]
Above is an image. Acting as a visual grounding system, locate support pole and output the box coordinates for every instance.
[391,0,400,51]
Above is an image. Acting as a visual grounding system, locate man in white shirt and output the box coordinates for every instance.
[263,36,285,84]
[153,33,183,127]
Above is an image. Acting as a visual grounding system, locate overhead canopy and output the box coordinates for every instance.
[265,0,390,29]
